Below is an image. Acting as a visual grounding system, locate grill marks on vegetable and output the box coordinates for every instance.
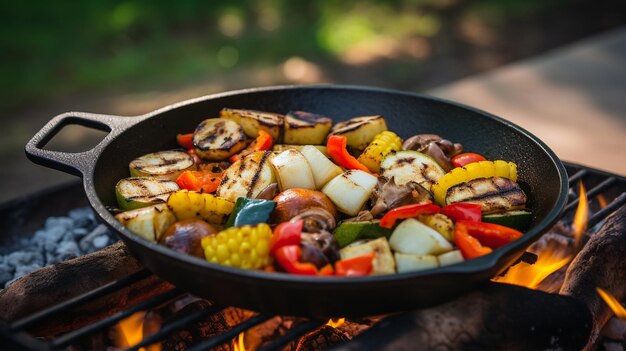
[247,151,271,198]
[446,177,527,213]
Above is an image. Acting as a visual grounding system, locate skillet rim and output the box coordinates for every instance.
[87,84,569,286]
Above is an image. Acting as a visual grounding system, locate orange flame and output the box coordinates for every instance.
[113,311,161,351]
[597,194,608,209]
[597,287,626,320]
[326,318,346,328]
[233,331,247,351]
[572,182,589,248]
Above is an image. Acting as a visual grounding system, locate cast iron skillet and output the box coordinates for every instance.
[25,85,568,319]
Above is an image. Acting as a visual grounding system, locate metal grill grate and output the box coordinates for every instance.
[1,162,625,351]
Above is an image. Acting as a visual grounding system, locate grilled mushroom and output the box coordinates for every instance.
[300,230,340,268]
[370,176,432,217]
[402,134,463,172]
[291,207,337,232]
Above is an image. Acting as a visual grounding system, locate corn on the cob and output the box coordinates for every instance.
[167,189,234,224]
[431,160,518,205]
[357,131,402,173]
[201,224,272,269]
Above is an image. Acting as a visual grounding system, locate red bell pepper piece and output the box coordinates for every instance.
[318,264,334,276]
[454,224,493,259]
[326,135,370,173]
[230,130,274,163]
[334,252,375,277]
[456,220,523,249]
[379,203,441,229]
[273,245,319,275]
[177,133,194,150]
[175,170,222,193]
[451,153,487,168]
[270,220,303,254]
[441,203,482,222]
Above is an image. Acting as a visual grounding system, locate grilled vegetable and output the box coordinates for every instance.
[445,176,527,214]
[327,135,371,173]
[298,145,343,188]
[381,150,446,192]
[115,204,177,242]
[129,150,196,181]
[417,213,454,242]
[273,144,328,156]
[220,108,284,140]
[176,169,223,194]
[159,219,218,258]
[167,189,234,224]
[340,237,395,275]
[389,218,453,255]
[115,177,180,210]
[271,188,337,223]
[193,118,247,161]
[329,115,388,150]
[270,149,316,191]
[201,224,272,269]
[283,111,332,145]
[357,131,402,173]
[432,160,517,205]
[322,170,378,216]
[437,250,464,267]
[217,151,275,202]
[225,197,276,228]
[333,220,392,248]
[482,210,533,231]
[379,203,441,229]
[335,252,375,276]
[229,130,274,163]
[394,253,439,273]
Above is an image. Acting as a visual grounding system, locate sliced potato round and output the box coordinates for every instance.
[129,150,196,180]
[193,118,246,161]
[115,177,180,210]
[217,151,276,202]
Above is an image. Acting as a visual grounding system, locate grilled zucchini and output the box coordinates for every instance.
[381,150,446,192]
[115,204,176,242]
[217,151,276,202]
[283,111,332,145]
[273,144,328,156]
[445,176,527,214]
[329,115,388,150]
[193,118,246,161]
[115,177,180,210]
[270,149,316,191]
[220,108,284,140]
[129,150,196,181]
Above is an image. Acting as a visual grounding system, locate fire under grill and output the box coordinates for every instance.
[1,162,625,351]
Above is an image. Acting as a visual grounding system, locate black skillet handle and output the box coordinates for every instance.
[25,112,148,177]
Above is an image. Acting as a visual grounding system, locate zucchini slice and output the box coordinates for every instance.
[283,111,332,145]
[217,151,276,202]
[329,115,388,150]
[381,150,445,192]
[483,210,533,231]
[220,108,284,140]
[129,150,196,180]
[445,176,527,214]
[115,177,180,210]
[193,118,246,161]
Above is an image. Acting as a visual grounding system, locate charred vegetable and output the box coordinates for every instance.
[417,213,454,242]
[445,176,527,214]
[115,204,177,242]
[115,177,180,210]
[220,108,284,140]
[402,134,463,172]
[329,115,388,150]
[129,150,196,180]
[357,131,402,173]
[381,150,446,192]
[283,111,332,145]
[167,189,234,224]
[193,118,247,161]
[369,176,432,217]
[217,151,275,202]
[160,219,218,258]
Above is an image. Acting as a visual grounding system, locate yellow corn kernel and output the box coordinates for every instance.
[357,131,402,173]
[167,190,234,224]
[432,160,518,205]
[201,224,273,269]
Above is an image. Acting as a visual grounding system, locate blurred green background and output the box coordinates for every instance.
[0,0,625,201]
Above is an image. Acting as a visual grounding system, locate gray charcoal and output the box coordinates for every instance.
[91,236,110,250]
[45,216,74,232]
[0,263,14,286]
[72,227,89,240]
[69,207,96,228]
[33,226,66,252]
[5,251,44,268]
[55,241,81,261]
[0,254,3,264]
[79,224,109,252]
